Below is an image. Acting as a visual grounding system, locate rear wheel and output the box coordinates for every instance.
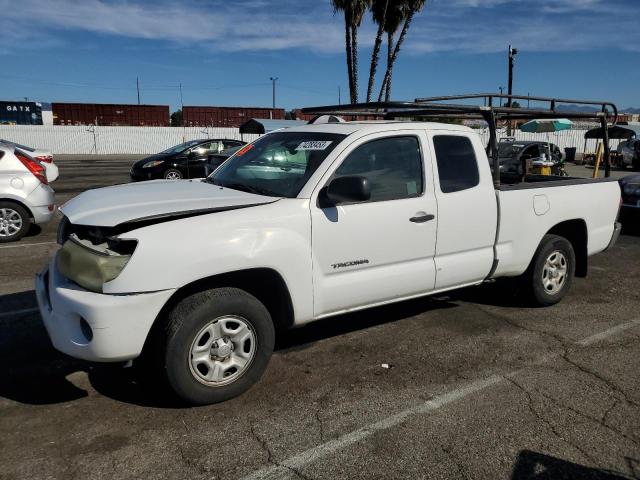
[524,234,575,306]
[164,169,183,180]
[161,288,275,405]
[0,202,30,243]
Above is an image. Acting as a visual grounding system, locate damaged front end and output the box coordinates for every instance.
[56,217,138,293]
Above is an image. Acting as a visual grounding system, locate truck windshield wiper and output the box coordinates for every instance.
[217,181,279,197]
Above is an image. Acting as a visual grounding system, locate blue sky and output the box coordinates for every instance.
[0,0,638,111]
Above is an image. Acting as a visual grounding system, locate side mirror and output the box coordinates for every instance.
[321,175,371,206]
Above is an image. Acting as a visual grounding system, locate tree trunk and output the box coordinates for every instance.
[378,30,394,102]
[344,14,355,104]
[351,26,359,103]
[379,11,416,102]
[366,0,388,103]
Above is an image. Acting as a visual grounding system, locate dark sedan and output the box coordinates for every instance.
[130,139,245,181]
[498,140,563,178]
[620,173,640,210]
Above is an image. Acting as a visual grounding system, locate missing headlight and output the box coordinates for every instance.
[57,234,136,292]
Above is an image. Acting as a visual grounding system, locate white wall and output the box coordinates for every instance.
[0,124,620,155]
[0,125,260,154]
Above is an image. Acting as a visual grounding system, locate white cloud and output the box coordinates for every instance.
[0,0,636,55]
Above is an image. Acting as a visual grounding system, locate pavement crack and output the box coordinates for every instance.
[250,424,315,480]
[314,407,325,443]
[440,445,471,480]
[559,352,640,410]
[504,375,600,465]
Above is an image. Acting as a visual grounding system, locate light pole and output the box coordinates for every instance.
[507,45,518,134]
[270,77,278,109]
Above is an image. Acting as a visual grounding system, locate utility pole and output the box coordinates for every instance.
[270,77,278,109]
[507,45,518,135]
[136,77,141,105]
[338,86,341,105]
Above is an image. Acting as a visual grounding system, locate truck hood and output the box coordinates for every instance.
[61,179,279,227]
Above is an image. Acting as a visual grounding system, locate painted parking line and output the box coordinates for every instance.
[241,319,640,480]
[0,307,39,319]
[577,317,640,346]
[0,241,56,250]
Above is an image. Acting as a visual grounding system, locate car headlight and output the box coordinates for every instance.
[57,234,135,292]
[142,160,164,168]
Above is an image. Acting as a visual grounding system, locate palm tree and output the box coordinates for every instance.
[332,0,372,103]
[350,0,371,103]
[378,0,427,101]
[366,0,389,102]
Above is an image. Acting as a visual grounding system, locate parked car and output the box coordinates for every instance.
[619,173,640,211]
[204,145,243,176]
[38,121,620,405]
[130,139,246,181]
[0,143,55,242]
[498,140,563,178]
[619,138,640,170]
[0,139,59,183]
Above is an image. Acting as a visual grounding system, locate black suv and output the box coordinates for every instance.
[130,139,245,181]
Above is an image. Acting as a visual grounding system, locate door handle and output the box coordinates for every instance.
[409,213,435,223]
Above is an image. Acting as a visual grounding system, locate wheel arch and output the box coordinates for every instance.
[545,219,588,277]
[142,267,295,357]
[0,197,34,220]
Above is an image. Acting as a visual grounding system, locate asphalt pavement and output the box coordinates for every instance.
[0,157,638,480]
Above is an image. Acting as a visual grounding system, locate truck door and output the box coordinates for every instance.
[311,131,438,317]
[429,132,498,289]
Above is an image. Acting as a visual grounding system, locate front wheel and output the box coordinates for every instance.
[162,288,275,405]
[164,168,183,180]
[524,234,575,307]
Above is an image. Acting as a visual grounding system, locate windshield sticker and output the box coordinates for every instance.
[296,141,333,151]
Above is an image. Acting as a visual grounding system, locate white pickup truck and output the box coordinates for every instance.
[36,121,622,404]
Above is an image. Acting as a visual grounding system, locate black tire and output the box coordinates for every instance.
[161,288,275,405]
[0,201,31,243]
[163,168,183,180]
[524,234,575,307]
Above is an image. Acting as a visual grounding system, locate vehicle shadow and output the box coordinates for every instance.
[0,290,459,408]
[510,450,637,480]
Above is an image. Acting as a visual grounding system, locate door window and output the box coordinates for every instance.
[433,135,480,193]
[333,136,423,202]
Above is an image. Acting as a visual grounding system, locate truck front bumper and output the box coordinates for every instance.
[35,254,176,362]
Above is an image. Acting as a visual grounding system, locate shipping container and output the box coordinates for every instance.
[52,103,169,126]
[0,101,43,125]
[182,106,285,128]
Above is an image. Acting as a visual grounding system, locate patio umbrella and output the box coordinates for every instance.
[520,119,573,163]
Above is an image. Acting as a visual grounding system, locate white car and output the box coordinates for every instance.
[36,121,621,405]
[0,139,59,183]
[0,144,56,241]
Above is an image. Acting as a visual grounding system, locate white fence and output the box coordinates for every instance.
[476,128,622,153]
[0,125,260,155]
[0,125,620,155]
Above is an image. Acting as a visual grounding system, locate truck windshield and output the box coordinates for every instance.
[207,132,346,198]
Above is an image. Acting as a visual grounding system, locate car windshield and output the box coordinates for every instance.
[498,143,523,158]
[207,132,346,198]
[160,140,202,155]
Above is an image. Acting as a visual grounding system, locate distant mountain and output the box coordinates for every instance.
[556,104,639,114]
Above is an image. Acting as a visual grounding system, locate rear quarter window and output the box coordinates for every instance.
[433,135,480,193]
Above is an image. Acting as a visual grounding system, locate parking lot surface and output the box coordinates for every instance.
[1,157,639,480]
